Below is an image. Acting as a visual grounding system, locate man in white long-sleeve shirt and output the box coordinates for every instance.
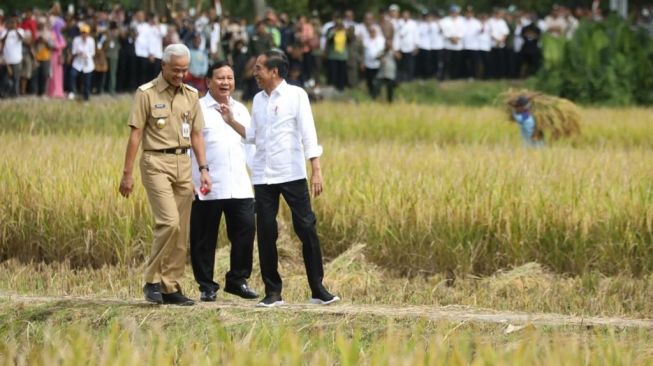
[393,10,418,82]
[362,26,385,98]
[462,7,483,79]
[488,9,510,78]
[440,5,465,79]
[69,24,95,101]
[220,50,340,308]
[416,12,433,79]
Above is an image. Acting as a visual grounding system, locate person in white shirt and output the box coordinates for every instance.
[440,5,466,79]
[429,12,445,80]
[356,12,381,42]
[416,11,433,79]
[393,10,418,82]
[189,62,259,303]
[362,25,385,97]
[462,7,482,79]
[0,16,25,97]
[69,24,95,101]
[488,9,510,78]
[477,13,492,79]
[133,10,151,86]
[220,49,339,308]
[148,14,165,80]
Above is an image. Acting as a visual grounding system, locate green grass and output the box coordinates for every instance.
[1,299,652,366]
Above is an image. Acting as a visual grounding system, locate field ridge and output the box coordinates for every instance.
[2,292,652,329]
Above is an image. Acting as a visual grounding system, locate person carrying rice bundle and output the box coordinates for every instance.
[510,95,543,147]
[501,90,581,147]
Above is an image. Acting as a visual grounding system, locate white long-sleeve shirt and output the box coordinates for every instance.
[245,80,322,185]
[148,24,164,59]
[192,93,254,200]
[416,21,432,50]
[489,17,510,48]
[134,22,151,57]
[71,35,95,73]
[478,22,492,52]
[429,20,444,50]
[440,15,466,51]
[393,18,418,53]
[363,34,385,69]
[463,17,483,51]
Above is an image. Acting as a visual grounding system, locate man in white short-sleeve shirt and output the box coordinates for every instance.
[220,50,340,308]
[189,62,259,303]
[0,16,24,97]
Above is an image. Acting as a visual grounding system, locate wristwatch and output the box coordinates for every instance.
[199,165,209,172]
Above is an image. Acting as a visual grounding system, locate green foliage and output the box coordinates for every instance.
[536,16,653,106]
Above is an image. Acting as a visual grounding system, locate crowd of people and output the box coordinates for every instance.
[1,2,652,101]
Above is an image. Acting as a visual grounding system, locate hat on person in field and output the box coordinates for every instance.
[389,4,400,12]
[79,23,91,33]
[511,95,531,108]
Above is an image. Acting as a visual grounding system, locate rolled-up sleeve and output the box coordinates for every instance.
[245,121,257,144]
[297,89,323,159]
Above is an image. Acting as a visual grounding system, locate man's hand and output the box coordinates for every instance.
[200,170,212,194]
[119,173,134,198]
[217,103,234,124]
[310,170,323,197]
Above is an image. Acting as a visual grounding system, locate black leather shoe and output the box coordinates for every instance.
[162,291,195,306]
[224,283,259,299]
[200,290,217,302]
[256,293,284,308]
[143,283,163,304]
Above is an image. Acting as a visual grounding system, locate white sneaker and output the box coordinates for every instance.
[67,92,75,100]
[309,295,341,305]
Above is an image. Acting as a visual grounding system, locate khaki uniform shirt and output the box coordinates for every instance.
[128,73,204,150]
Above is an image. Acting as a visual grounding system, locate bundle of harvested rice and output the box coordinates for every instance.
[498,89,581,140]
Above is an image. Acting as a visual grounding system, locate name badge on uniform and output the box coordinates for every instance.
[182,112,191,139]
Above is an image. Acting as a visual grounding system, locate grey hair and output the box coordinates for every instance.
[162,43,191,63]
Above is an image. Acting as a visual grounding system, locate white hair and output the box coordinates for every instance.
[162,43,191,63]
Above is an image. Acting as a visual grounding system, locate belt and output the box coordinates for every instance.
[146,148,189,155]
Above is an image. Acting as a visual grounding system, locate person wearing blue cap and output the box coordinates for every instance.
[440,4,465,79]
[510,95,543,147]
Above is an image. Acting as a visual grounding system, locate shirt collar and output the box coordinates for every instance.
[155,73,184,95]
[263,79,288,98]
[202,92,233,108]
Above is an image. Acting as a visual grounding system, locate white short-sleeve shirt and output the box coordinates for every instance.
[192,93,254,200]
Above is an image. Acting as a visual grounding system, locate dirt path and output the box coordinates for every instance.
[2,292,652,330]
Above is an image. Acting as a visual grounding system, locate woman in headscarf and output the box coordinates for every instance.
[47,2,66,98]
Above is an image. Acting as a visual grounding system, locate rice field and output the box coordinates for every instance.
[1,94,652,364]
[1,97,652,275]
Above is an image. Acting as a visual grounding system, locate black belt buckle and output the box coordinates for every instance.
[152,148,188,154]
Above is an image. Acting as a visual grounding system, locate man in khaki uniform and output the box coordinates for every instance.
[119,43,211,306]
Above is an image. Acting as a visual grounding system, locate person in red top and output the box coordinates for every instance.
[19,9,37,38]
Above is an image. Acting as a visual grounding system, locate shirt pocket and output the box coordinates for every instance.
[149,107,171,129]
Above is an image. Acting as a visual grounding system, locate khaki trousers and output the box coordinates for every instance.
[140,152,193,294]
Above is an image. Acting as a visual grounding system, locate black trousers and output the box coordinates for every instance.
[364,67,379,98]
[190,197,255,292]
[254,179,328,298]
[416,48,432,78]
[398,52,415,82]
